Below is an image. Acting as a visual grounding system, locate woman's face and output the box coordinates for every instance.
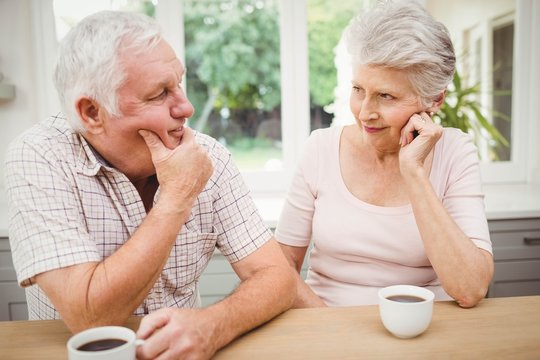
[349,64,423,150]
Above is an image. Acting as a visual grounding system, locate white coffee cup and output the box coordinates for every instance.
[378,285,435,339]
[67,326,144,360]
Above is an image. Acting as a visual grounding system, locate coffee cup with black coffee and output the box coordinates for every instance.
[378,285,435,339]
[67,326,144,360]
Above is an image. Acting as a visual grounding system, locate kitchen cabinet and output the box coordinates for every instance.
[0,237,27,321]
[486,218,540,297]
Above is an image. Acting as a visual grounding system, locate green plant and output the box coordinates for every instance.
[434,70,510,156]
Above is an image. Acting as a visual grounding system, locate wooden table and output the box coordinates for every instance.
[1,296,539,359]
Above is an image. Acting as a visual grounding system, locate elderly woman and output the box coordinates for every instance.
[276,0,493,309]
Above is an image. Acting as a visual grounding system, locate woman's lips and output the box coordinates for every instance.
[363,126,384,134]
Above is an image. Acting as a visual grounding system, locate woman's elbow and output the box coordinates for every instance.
[455,287,488,308]
[456,252,494,308]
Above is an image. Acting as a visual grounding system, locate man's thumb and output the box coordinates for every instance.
[138,129,168,162]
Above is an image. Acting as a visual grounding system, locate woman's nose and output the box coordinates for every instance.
[358,98,377,121]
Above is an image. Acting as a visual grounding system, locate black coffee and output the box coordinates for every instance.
[77,338,127,352]
[386,295,425,303]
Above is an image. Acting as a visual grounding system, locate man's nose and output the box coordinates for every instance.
[170,91,194,119]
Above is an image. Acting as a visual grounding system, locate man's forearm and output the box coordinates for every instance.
[85,200,194,323]
[37,199,192,332]
[202,265,296,351]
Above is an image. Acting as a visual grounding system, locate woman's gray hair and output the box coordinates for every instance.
[53,11,162,131]
[345,0,455,106]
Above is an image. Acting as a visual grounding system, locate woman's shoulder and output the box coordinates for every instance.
[438,127,477,155]
[306,125,344,149]
[433,127,480,178]
[310,124,343,137]
[441,127,473,144]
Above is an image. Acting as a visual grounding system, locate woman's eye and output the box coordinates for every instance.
[380,93,395,100]
[352,86,365,96]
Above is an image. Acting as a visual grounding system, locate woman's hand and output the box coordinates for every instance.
[398,111,442,177]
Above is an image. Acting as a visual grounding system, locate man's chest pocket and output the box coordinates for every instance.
[164,231,219,286]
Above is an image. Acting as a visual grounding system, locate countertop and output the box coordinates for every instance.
[0,183,539,237]
[482,183,540,220]
[2,296,540,359]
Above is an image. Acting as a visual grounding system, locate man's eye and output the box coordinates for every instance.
[150,90,167,100]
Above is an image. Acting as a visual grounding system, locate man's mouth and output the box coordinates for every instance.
[168,125,185,137]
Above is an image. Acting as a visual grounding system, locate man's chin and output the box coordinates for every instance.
[166,129,184,148]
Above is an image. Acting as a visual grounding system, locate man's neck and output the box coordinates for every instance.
[132,175,159,213]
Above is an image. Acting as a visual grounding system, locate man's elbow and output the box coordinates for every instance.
[60,297,128,334]
[65,311,128,334]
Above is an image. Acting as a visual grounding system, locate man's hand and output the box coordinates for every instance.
[139,127,213,211]
[136,308,218,360]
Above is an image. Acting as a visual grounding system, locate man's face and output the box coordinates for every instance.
[98,40,194,180]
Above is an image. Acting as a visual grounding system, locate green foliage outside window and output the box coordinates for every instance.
[434,70,509,159]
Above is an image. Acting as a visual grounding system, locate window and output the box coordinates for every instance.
[182,0,283,173]
[429,0,533,184]
[464,12,514,163]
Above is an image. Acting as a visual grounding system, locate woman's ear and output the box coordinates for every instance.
[427,90,446,113]
[76,97,104,134]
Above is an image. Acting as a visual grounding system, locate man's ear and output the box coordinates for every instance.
[76,97,104,134]
[427,90,447,113]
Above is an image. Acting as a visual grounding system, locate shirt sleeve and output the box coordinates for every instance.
[275,129,322,248]
[5,138,101,287]
[441,129,492,254]
[205,139,273,263]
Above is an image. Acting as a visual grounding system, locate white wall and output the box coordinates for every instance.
[0,0,59,192]
[0,0,41,190]
[427,0,516,55]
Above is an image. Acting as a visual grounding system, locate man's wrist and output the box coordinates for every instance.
[152,196,194,218]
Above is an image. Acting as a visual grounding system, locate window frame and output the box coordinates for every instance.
[466,12,514,163]
[478,0,533,184]
[465,8,527,183]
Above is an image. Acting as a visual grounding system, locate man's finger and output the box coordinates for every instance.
[139,129,169,162]
[179,126,195,145]
[136,309,170,339]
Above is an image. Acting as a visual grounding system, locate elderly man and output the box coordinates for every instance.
[5,10,294,359]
